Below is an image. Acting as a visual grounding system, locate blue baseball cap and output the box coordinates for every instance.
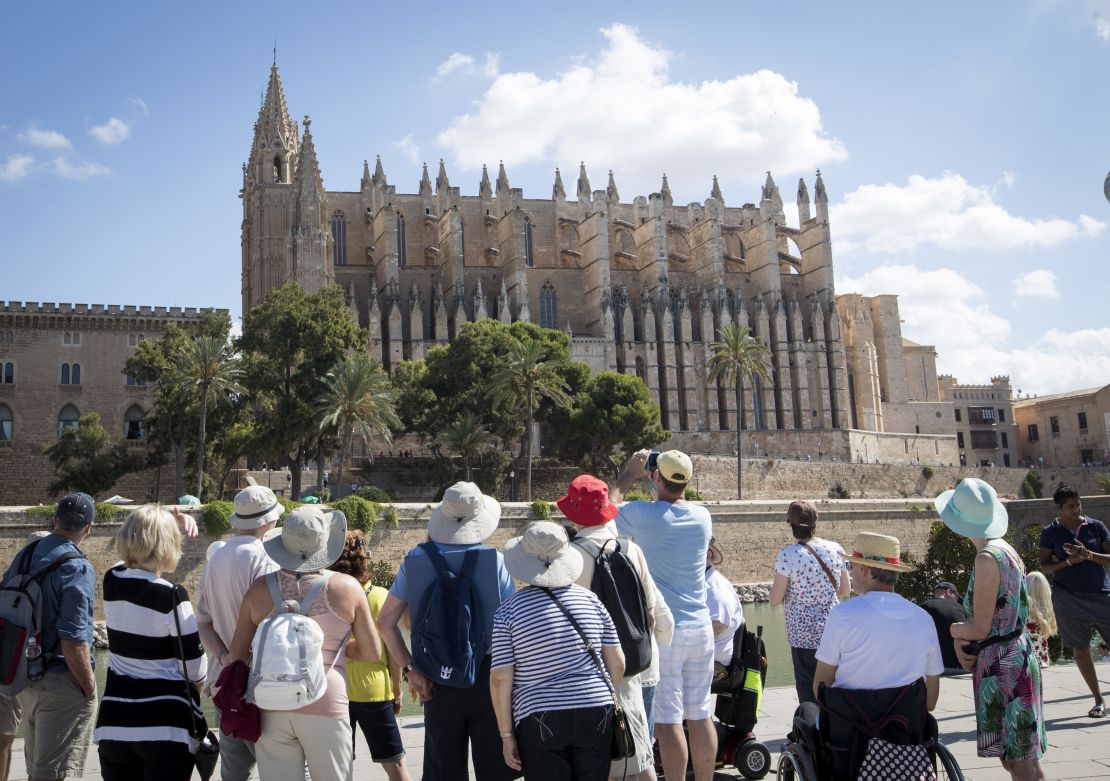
[56,493,95,526]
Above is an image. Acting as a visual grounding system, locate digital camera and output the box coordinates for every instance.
[646,450,661,474]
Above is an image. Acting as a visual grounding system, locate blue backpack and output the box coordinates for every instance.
[413,543,482,688]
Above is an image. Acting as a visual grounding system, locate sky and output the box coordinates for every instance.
[1,1,1108,396]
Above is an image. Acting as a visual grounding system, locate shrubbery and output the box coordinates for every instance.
[201,501,236,535]
[355,485,392,503]
[25,502,126,525]
[684,487,705,501]
[331,496,381,533]
[1021,470,1043,499]
[828,482,851,499]
[530,499,553,520]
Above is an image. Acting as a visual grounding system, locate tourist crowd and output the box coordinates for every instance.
[1,451,1106,781]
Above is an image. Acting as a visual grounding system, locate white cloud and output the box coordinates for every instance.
[395,133,420,164]
[0,154,34,182]
[832,172,1106,255]
[1090,0,1110,39]
[127,97,149,118]
[1012,269,1060,299]
[51,157,110,180]
[435,24,847,197]
[837,263,1110,395]
[18,128,71,149]
[88,117,131,144]
[434,52,499,82]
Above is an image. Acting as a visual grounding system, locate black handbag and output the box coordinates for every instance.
[171,586,221,781]
[539,588,635,760]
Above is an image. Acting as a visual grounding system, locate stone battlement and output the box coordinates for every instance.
[0,301,225,319]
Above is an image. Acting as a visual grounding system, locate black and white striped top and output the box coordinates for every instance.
[93,564,208,749]
[491,584,618,723]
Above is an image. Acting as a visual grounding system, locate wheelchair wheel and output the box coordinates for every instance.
[733,740,771,779]
[934,742,965,781]
[776,745,818,781]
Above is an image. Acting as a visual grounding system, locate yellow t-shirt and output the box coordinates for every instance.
[346,583,395,703]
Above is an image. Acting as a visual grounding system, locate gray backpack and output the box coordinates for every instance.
[0,539,86,695]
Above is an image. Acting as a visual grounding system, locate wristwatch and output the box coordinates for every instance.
[401,663,413,680]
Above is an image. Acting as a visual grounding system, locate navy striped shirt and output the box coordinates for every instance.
[491,584,619,723]
[93,565,207,749]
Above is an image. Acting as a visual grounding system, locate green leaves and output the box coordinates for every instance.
[43,413,145,498]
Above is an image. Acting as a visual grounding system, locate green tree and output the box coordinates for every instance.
[706,323,772,499]
[486,337,572,501]
[238,284,366,499]
[315,355,399,498]
[435,411,497,482]
[547,371,669,475]
[43,413,145,498]
[170,335,245,498]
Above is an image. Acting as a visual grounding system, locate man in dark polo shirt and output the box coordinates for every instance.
[1039,484,1110,718]
[918,581,968,674]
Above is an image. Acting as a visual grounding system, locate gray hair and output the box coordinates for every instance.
[870,567,899,586]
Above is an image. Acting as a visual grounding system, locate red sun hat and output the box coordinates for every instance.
[556,475,619,527]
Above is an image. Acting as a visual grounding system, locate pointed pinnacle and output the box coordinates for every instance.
[710,175,723,202]
[552,167,565,199]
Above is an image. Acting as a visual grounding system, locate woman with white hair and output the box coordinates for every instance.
[93,505,207,781]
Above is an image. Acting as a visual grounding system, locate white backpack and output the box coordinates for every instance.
[247,571,347,711]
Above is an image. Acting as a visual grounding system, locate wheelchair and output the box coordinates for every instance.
[776,679,964,781]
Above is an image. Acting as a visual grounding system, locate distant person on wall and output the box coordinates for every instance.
[1038,484,1110,718]
[768,500,850,704]
[918,581,969,674]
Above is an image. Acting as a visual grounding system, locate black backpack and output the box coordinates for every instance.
[573,537,652,677]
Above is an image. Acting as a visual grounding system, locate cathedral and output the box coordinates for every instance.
[240,63,958,463]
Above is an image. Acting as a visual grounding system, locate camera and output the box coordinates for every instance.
[646,451,661,474]
[962,640,981,655]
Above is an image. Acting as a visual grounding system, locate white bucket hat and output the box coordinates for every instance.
[263,505,347,573]
[229,485,284,530]
[934,478,1009,540]
[503,521,584,588]
[428,482,501,545]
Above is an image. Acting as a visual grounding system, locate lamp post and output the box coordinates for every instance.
[509,469,516,502]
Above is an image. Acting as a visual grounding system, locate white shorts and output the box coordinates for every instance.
[654,623,715,725]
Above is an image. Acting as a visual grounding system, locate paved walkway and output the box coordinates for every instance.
[7,662,1109,780]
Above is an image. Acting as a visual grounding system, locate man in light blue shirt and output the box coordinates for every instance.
[612,450,716,781]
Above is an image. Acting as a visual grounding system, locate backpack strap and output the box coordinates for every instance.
[30,550,85,583]
[572,536,602,560]
[297,571,333,616]
[13,539,43,581]
[265,572,284,610]
[419,541,449,573]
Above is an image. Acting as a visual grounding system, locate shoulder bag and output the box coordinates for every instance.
[538,588,635,760]
[801,542,839,590]
[171,586,221,781]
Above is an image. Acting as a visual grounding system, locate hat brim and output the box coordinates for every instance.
[707,543,724,568]
[503,535,584,587]
[555,493,619,527]
[229,501,284,530]
[428,493,501,544]
[934,489,1009,540]
[263,509,347,573]
[839,551,916,573]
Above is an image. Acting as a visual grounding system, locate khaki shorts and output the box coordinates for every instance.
[0,694,20,736]
[18,670,96,778]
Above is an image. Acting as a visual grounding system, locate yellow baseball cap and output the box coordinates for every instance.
[656,450,693,484]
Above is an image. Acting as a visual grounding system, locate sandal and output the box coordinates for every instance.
[1089,703,1105,718]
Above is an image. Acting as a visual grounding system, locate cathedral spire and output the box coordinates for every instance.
[293,116,325,226]
[761,170,778,201]
[479,164,493,199]
[436,158,450,192]
[606,170,619,203]
[419,162,432,198]
[372,155,387,187]
[797,177,811,223]
[361,159,371,189]
[814,169,828,203]
[552,168,565,200]
[576,162,591,201]
[710,175,723,202]
[496,160,510,194]
[250,61,299,184]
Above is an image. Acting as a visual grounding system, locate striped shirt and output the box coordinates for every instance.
[492,584,619,724]
[93,564,208,750]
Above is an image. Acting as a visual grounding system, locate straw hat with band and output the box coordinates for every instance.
[556,475,618,527]
[503,522,584,588]
[840,532,916,572]
[933,478,1008,540]
[263,505,347,573]
[428,481,502,545]
[707,537,723,568]
[229,485,284,530]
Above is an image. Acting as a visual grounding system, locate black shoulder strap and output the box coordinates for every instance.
[538,587,615,696]
[572,536,601,560]
[10,538,43,581]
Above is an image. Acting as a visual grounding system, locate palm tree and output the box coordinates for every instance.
[707,323,772,500]
[435,411,497,482]
[486,338,571,501]
[172,335,245,499]
[316,355,400,498]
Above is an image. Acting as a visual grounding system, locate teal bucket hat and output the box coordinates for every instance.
[934,478,1008,539]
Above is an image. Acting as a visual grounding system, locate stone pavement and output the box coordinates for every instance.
[7,662,1109,780]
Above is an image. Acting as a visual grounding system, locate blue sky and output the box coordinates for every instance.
[2,1,1107,394]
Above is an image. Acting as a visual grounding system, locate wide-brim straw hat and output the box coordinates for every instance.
[556,475,619,527]
[263,505,347,573]
[934,478,1008,540]
[707,537,724,568]
[229,485,284,529]
[428,481,501,545]
[503,521,584,588]
[840,532,916,572]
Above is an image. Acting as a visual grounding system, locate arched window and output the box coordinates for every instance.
[635,356,646,382]
[539,280,558,330]
[60,364,70,384]
[63,332,72,345]
[273,156,283,183]
[72,332,80,345]
[2,362,12,384]
[331,211,347,266]
[396,215,407,267]
[126,373,145,387]
[0,403,11,441]
[128,333,137,347]
[124,405,145,440]
[71,364,81,384]
[58,404,80,436]
[525,220,535,267]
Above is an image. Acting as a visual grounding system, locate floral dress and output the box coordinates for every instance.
[774,538,845,649]
[1025,621,1050,669]
[965,544,1046,760]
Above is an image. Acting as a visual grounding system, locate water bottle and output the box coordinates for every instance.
[25,635,44,682]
